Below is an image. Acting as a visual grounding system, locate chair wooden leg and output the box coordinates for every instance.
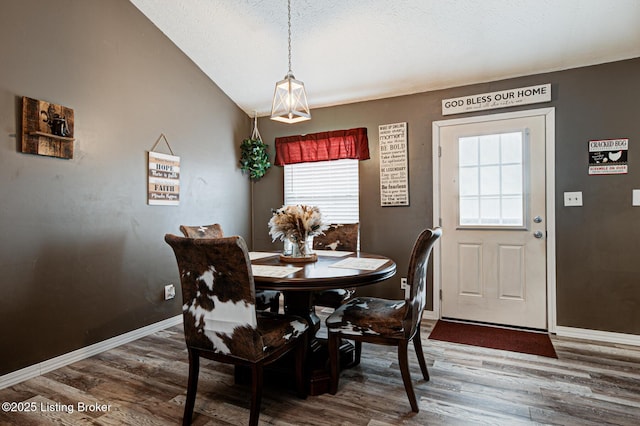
[183,349,200,425]
[328,332,340,395]
[412,330,430,381]
[398,340,419,412]
[354,340,362,366]
[249,364,264,426]
[269,294,280,313]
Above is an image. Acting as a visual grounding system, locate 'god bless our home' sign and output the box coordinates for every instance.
[442,83,551,115]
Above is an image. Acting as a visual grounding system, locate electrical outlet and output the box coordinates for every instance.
[164,284,176,300]
[400,277,407,289]
[564,191,583,207]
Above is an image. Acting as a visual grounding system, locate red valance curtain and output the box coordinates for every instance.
[274,127,369,166]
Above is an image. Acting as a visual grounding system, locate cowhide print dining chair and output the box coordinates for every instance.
[326,228,441,413]
[179,223,224,238]
[165,234,309,426]
[179,223,281,313]
[312,223,360,309]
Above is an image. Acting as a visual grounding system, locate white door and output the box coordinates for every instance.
[437,112,548,329]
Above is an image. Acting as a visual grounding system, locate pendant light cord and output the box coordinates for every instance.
[287,0,292,73]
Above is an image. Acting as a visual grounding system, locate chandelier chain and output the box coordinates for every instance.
[287,0,292,73]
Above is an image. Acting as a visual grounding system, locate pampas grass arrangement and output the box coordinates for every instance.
[269,205,328,256]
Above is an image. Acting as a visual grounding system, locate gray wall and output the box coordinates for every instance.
[254,58,640,335]
[0,0,250,375]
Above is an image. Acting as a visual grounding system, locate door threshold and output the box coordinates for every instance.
[441,317,548,334]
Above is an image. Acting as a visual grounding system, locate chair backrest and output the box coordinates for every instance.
[313,223,359,251]
[179,223,224,239]
[403,228,442,338]
[165,234,266,360]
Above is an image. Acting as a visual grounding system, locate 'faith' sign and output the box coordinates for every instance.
[148,151,180,205]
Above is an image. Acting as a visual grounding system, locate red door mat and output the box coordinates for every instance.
[428,320,557,358]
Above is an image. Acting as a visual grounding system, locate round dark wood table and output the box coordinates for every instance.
[250,251,396,395]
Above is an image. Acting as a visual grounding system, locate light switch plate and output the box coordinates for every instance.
[564,191,583,207]
[633,190,640,206]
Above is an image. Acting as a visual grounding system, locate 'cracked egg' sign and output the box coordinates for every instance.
[588,138,628,175]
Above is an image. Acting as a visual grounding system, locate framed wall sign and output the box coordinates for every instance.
[442,83,551,116]
[379,122,409,206]
[588,138,628,175]
[147,134,180,205]
[21,96,75,159]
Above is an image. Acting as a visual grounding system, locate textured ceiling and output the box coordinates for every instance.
[130,0,640,117]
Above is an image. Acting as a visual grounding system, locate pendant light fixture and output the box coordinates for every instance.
[270,0,311,124]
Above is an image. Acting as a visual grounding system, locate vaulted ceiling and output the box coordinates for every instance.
[130,0,640,117]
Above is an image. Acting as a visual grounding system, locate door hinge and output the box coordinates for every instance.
[439,217,442,227]
[438,146,442,157]
[439,289,442,300]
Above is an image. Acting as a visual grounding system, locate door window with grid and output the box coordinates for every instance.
[458,131,526,227]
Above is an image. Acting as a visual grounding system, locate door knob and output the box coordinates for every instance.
[533,216,543,223]
[533,231,544,239]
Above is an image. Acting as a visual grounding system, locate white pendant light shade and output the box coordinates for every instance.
[271,71,310,124]
[270,0,310,124]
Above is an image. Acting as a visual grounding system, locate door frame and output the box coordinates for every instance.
[430,107,557,332]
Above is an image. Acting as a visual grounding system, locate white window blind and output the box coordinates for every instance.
[284,159,359,224]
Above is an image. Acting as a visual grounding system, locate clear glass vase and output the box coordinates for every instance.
[289,234,314,257]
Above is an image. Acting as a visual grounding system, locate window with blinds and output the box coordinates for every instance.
[283,158,359,224]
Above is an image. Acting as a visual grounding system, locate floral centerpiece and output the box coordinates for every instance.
[268,204,328,259]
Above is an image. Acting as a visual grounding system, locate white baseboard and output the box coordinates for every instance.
[422,310,438,321]
[555,325,640,347]
[0,314,183,390]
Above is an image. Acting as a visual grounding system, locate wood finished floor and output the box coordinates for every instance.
[2,319,640,425]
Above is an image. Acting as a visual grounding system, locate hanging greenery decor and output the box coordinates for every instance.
[239,137,271,181]
[240,114,271,181]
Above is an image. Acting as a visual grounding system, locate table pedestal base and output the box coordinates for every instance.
[234,337,355,396]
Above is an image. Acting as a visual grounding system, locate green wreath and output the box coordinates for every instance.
[239,137,271,181]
